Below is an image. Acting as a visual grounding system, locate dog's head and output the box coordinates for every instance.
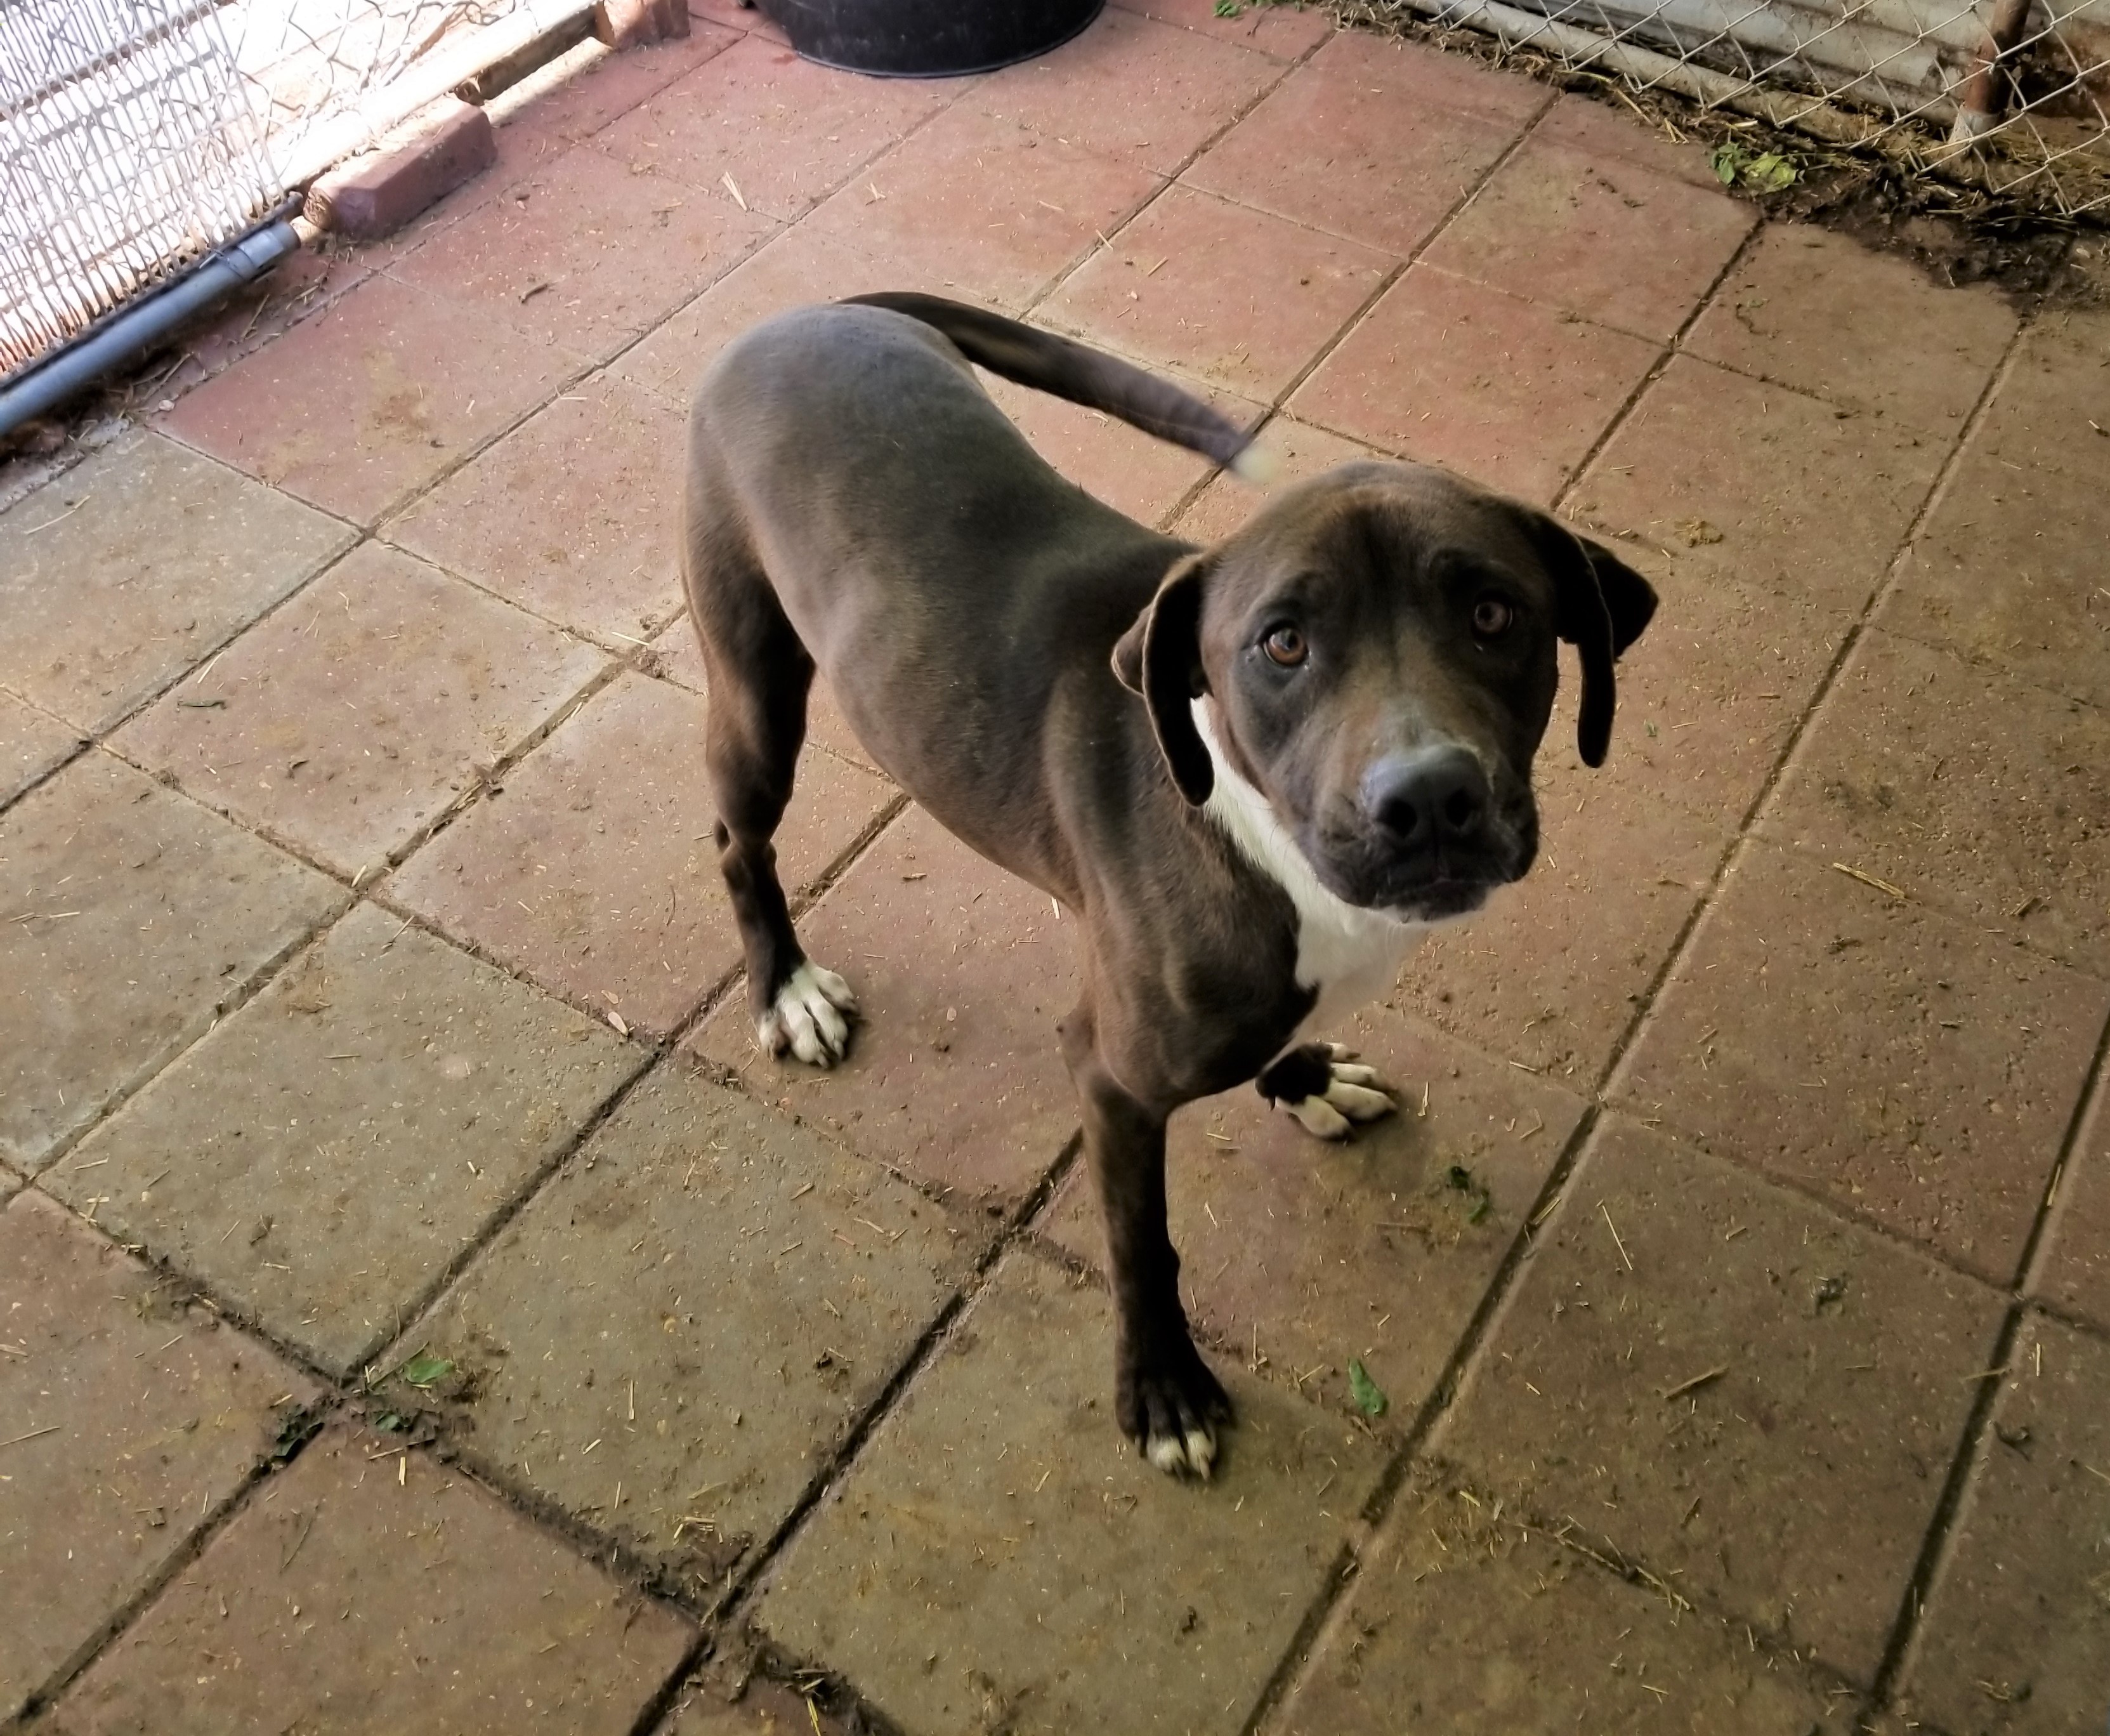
[1113,461,1656,921]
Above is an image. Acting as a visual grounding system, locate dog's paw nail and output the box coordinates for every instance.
[1288,1096,1353,1139]
[1183,1426,1216,1480]
[1147,1433,1189,1475]
[1331,1081,1396,1122]
[760,960,858,1066]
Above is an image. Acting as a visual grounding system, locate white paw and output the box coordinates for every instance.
[756,961,858,1067]
[1146,1421,1218,1480]
[1283,1061,1398,1140]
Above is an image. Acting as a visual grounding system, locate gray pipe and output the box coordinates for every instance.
[0,217,300,440]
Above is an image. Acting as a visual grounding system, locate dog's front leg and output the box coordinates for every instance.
[1059,1006,1232,1480]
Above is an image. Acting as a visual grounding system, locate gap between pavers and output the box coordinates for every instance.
[1894,1311,2110,1733]
[1609,840,2110,1287]
[0,753,346,1174]
[754,1244,1389,1736]
[110,540,611,886]
[383,671,895,1039]
[38,1424,693,1735]
[366,1060,988,1607]
[0,1191,321,1720]
[1431,1112,2009,1686]
[42,900,641,1378]
[1271,1463,1847,1735]
[0,431,355,739]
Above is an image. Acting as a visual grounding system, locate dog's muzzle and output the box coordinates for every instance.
[1319,747,1536,917]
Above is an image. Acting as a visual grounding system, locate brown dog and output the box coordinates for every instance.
[683,294,1655,1477]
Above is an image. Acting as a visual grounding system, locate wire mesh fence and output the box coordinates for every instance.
[2,0,549,381]
[1351,0,2110,214]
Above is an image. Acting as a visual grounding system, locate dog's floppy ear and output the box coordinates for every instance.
[1546,525,1658,769]
[1112,553,1214,805]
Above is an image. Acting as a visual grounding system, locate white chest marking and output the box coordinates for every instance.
[1193,702,1425,1052]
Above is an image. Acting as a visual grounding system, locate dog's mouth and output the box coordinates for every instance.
[1311,801,1538,921]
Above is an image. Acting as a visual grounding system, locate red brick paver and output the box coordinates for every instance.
[756,1250,1387,1736]
[1613,843,2108,1282]
[43,902,638,1374]
[1275,1466,1842,1734]
[381,1064,982,1596]
[46,1426,693,1735]
[388,673,891,1035]
[691,806,1078,1208]
[159,273,585,525]
[112,541,607,881]
[1291,264,1661,503]
[388,369,688,645]
[1435,1115,2005,1683]
[0,1192,318,1718]
[0,754,343,1173]
[0,432,351,733]
[8,9,2104,1733]
[1897,1313,2110,1732]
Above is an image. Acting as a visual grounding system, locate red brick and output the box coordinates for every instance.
[0,692,80,808]
[43,902,638,1376]
[1166,416,1378,545]
[0,431,350,734]
[969,6,1280,175]
[1290,264,1661,504]
[1278,1464,1842,1734]
[1877,437,2110,711]
[0,1192,318,1718]
[1434,1114,2007,1683]
[1611,841,2110,1282]
[1396,740,1730,1081]
[595,0,690,49]
[387,138,777,362]
[49,1426,693,1734]
[1183,29,1543,256]
[594,34,952,221]
[689,806,1078,1208]
[388,370,687,645]
[1560,544,1855,832]
[159,273,583,525]
[112,542,606,881]
[613,221,1006,405]
[1420,112,1755,341]
[1897,1314,2110,1732]
[0,755,342,1173]
[1686,221,2017,436]
[2033,1084,2108,1334]
[1040,185,1391,401]
[386,673,893,1035]
[799,103,1162,312]
[306,98,498,242]
[1571,354,1946,616]
[1114,0,1334,58]
[1760,627,2110,977]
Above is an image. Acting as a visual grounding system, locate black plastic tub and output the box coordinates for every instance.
[754,0,1104,76]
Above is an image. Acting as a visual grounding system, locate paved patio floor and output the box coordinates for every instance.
[4,3,2108,1732]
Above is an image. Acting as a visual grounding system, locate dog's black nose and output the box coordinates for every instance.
[1365,746,1490,848]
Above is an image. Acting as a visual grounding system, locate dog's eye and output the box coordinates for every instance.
[1262,625,1307,667]
[1471,596,1515,638]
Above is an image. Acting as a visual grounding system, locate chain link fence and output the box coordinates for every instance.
[1345,0,2110,214]
[3,0,556,381]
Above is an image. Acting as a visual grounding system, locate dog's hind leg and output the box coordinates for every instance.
[1257,1042,1396,1140]
[686,497,857,1067]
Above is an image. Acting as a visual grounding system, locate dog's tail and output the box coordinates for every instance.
[841,291,1276,483]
